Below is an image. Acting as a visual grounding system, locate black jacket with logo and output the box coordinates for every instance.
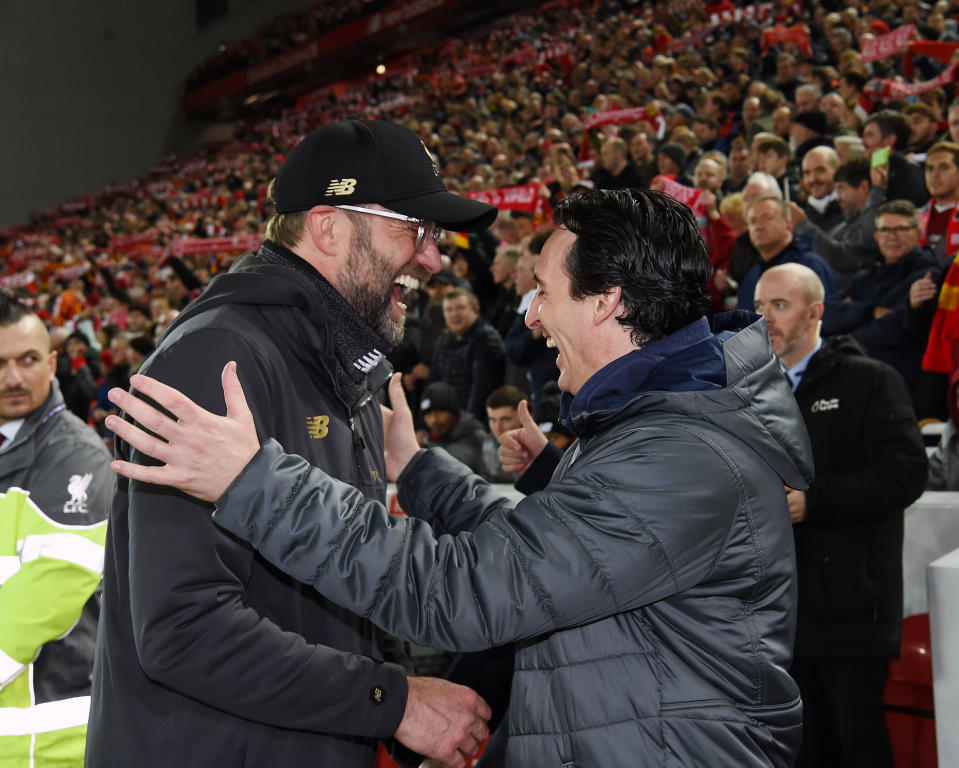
[792,336,927,658]
[87,242,409,767]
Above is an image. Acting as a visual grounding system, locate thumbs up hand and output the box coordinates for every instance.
[499,400,549,476]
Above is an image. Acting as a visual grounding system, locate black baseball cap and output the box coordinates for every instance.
[274,118,497,232]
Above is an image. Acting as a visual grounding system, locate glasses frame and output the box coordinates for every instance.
[875,225,916,236]
[335,205,441,252]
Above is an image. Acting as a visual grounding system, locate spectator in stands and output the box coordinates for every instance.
[790,158,884,286]
[904,102,941,157]
[919,141,959,261]
[754,263,927,768]
[862,110,929,207]
[57,329,101,421]
[791,110,834,167]
[729,172,783,285]
[794,84,821,115]
[820,91,856,137]
[481,385,524,483]
[775,53,803,103]
[628,130,657,185]
[722,138,752,195]
[590,136,646,191]
[822,200,943,397]
[755,135,801,201]
[655,141,693,186]
[419,381,490,477]
[947,97,959,144]
[485,248,519,337]
[798,146,844,232]
[738,196,836,311]
[430,287,506,426]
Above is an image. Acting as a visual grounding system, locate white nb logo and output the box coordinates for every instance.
[810,398,839,413]
[63,473,92,514]
[326,178,357,196]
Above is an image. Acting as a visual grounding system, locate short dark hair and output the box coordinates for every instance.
[0,288,33,327]
[553,189,710,347]
[834,158,871,187]
[865,110,911,152]
[486,385,526,410]
[841,71,868,91]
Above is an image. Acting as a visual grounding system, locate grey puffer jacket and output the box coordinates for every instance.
[213,314,814,767]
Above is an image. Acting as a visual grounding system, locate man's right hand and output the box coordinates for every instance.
[394,677,491,768]
[499,400,549,476]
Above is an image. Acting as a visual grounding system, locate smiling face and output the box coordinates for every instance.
[801,151,835,199]
[525,228,597,395]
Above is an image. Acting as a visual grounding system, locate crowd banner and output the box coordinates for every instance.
[110,229,158,253]
[651,175,706,217]
[761,24,812,57]
[584,107,666,139]
[865,62,959,99]
[861,24,915,63]
[465,184,551,224]
[0,271,36,289]
[168,234,262,256]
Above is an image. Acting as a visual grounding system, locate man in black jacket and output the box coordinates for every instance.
[86,118,496,768]
[754,263,928,768]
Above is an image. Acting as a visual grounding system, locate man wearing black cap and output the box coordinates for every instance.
[86,118,497,768]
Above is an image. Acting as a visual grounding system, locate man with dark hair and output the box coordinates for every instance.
[755,264,927,768]
[823,200,942,398]
[86,118,497,768]
[481,384,525,483]
[755,135,801,200]
[103,188,815,767]
[0,290,110,767]
[904,102,941,156]
[863,110,929,207]
[790,158,884,284]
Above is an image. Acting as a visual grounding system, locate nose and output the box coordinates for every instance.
[525,289,541,330]
[0,361,23,387]
[415,239,442,275]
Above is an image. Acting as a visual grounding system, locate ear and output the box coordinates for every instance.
[592,285,622,326]
[810,300,824,322]
[304,206,343,258]
[47,349,58,382]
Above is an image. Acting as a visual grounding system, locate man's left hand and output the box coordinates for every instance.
[785,486,807,523]
[105,361,260,502]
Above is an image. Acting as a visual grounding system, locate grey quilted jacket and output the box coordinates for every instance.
[213,315,814,767]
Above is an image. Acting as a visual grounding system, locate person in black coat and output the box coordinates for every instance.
[754,263,928,768]
[822,200,943,398]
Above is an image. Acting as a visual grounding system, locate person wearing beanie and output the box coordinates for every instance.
[86,118,497,768]
[791,109,834,168]
[419,381,488,477]
[655,140,694,186]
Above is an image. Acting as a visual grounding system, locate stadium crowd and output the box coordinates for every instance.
[4,0,959,764]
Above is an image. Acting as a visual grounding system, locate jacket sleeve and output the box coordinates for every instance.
[124,329,407,736]
[804,364,928,522]
[466,328,505,420]
[212,434,741,652]
[0,433,111,689]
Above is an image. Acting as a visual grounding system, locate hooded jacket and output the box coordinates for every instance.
[86,242,409,767]
[210,313,814,767]
[790,336,927,657]
[0,380,110,768]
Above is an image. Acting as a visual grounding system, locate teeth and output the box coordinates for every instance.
[546,339,556,348]
[395,274,420,290]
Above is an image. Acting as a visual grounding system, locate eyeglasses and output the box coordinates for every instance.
[875,225,916,236]
[335,205,442,252]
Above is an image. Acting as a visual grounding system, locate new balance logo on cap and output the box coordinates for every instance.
[326,178,357,196]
